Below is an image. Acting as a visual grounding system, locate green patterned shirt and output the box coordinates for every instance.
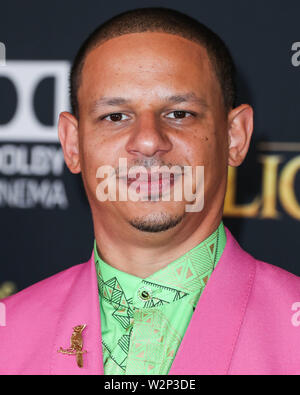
[94,221,226,375]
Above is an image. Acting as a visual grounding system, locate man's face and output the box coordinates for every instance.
[73,32,230,232]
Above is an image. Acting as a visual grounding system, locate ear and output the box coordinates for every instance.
[227,104,253,167]
[58,111,81,174]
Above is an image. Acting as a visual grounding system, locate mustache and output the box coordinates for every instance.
[114,158,186,177]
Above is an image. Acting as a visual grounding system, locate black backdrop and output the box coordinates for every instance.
[1,0,300,297]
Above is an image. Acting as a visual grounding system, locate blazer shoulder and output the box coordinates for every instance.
[2,260,89,313]
[255,258,300,285]
[225,227,300,293]
[0,259,93,374]
[251,257,300,302]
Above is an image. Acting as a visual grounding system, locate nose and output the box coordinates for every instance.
[125,111,172,157]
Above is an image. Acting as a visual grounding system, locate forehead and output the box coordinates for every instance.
[78,32,218,109]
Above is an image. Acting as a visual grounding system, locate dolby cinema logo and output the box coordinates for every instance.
[0,61,70,209]
[0,61,69,141]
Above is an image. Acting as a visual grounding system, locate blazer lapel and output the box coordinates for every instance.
[50,227,256,375]
[169,227,256,375]
[50,251,104,375]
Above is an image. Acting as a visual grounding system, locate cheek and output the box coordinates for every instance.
[185,129,227,187]
[79,128,127,194]
[79,132,106,187]
[185,130,215,166]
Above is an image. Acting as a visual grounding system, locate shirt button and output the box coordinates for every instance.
[141,291,150,300]
[138,287,152,301]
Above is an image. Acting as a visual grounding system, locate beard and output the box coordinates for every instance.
[128,211,185,233]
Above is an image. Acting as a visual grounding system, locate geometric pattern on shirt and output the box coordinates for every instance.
[97,275,189,372]
[98,276,134,329]
[125,309,182,375]
[95,222,223,375]
[97,272,212,372]
[148,232,220,292]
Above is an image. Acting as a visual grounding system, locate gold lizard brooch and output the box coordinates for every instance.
[58,324,87,368]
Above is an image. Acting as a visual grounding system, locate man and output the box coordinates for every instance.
[1,7,300,375]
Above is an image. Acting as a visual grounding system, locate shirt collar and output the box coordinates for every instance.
[94,221,226,308]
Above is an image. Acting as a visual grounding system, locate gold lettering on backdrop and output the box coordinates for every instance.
[224,151,300,220]
[259,155,282,219]
[224,166,261,217]
[279,156,300,220]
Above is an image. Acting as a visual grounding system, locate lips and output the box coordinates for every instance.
[118,171,182,196]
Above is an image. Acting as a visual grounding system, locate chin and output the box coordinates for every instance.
[127,210,185,233]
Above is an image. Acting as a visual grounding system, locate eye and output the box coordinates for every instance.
[165,111,194,119]
[101,113,130,122]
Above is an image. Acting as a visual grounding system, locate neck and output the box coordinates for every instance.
[93,209,223,278]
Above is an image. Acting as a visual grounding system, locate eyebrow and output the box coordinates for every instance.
[89,92,209,114]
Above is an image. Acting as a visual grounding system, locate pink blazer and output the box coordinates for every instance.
[1,227,300,375]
